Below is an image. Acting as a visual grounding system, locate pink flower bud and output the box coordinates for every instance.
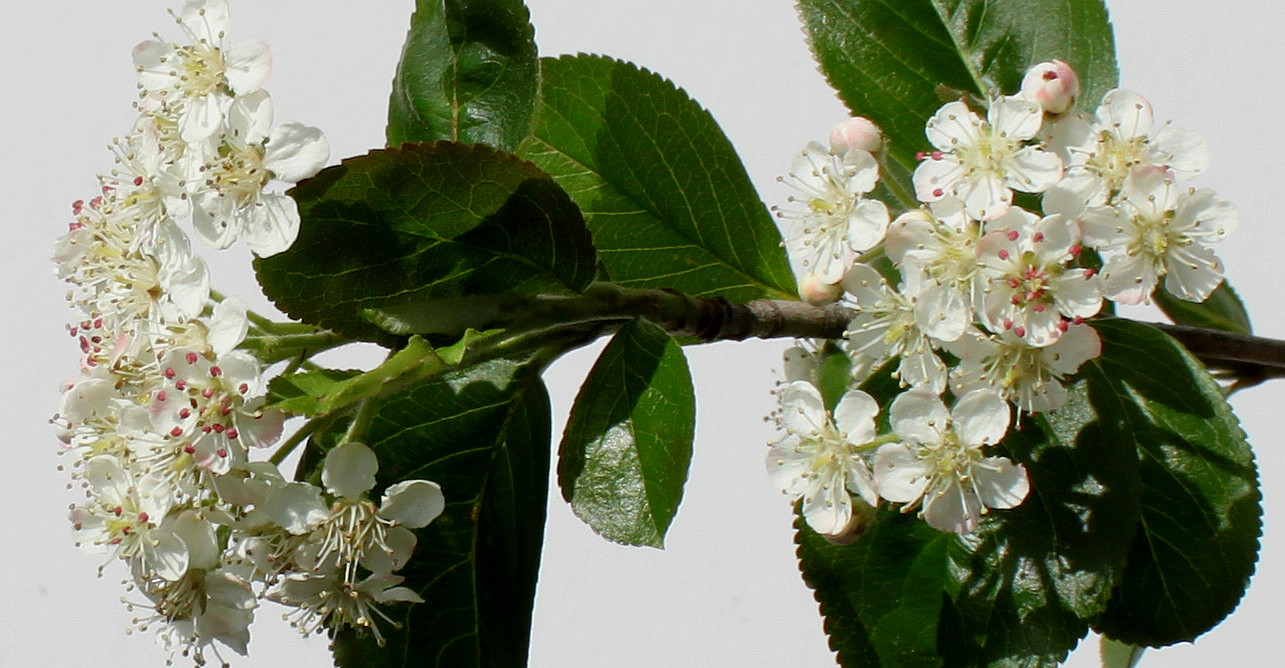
[1020,60,1079,115]
[799,273,844,305]
[828,117,883,155]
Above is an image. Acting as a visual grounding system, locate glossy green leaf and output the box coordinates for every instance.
[797,0,1118,175]
[796,510,951,667]
[256,142,597,342]
[519,54,797,302]
[1154,281,1253,335]
[387,0,539,152]
[331,358,551,668]
[1092,319,1261,646]
[558,318,695,547]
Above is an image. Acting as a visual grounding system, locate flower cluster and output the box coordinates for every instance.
[770,61,1237,535]
[53,2,442,663]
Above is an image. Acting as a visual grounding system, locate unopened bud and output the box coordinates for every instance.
[1020,60,1079,115]
[828,117,883,155]
[799,273,844,305]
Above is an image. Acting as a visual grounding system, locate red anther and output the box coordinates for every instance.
[1014,326,1027,338]
[1003,319,1014,330]
[138,512,149,523]
[170,426,184,437]
[998,249,1010,260]
[110,538,123,545]
[185,352,199,365]
[93,318,103,329]
[90,336,102,344]
[210,365,222,377]
[202,426,213,433]
[68,327,79,338]
[73,523,83,530]
[1043,70,1059,81]
[227,429,238,440]
[79,337,91,353]
[1032,232,1045,243]
[1057,319,1070,332]
[1011,295,1022,305]
[1032,304,1045,312]
[133,176,144,186]
[179,408,191,419]
[212,424,225,433]
[238,383,249,394]
[202,388,215,398]
[68,222,85,231]
[72,200,84,214]
[932,188,944,197]
[1069,244,1082,258]
[1006,230,1019,241]
[90,196,103,207]
[932,151,944,160]
[85,358,98,367]
[175,380,186,390]
[113,506,123,517]
[1083,268,1096,278]
[1007,277,1021,288]
[184,444,196,454]
[217,449,228,458]
[164,367,176,379]
[916,151,927,161]
[1072,317,1084,325]
[220,404,231,416]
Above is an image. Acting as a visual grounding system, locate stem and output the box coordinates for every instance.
[241,330,350,364]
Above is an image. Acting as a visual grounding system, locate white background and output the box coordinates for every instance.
[3,1,1281,666]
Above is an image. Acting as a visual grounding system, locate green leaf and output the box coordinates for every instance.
[557,318,695,547]
[330,358,551,668]
[796,510,952,667]
[387,0,539,152]
[1091,319,1261,646]
[797,0,1118,175]
[1100,638,1146,668]
[1154,281,1253,335]
[265,368,362,416]
[255,142,597,343]
[519,54,797,302]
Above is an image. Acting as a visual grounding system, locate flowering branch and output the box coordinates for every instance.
[549,285,1284,380]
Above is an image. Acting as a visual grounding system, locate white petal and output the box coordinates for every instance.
[323,442,379,499]
[889,389,948,446]
[379,480,446,528]
[951,390,1010,447]
[803,481,853,536]
[780,381,827,439]
[243,193,301,257]
[926,101,981,149]
[972,457,1030,509]
[361,526,418,575]
[179,93,225,143]
[845,198,890,251]
[1152,126,1209,177]
[988,96,1043,141]
[873,443,931,504]
[922,477,982,533]
[1006,146,1063,194]
[1098,89,1153,140]
[148,529,191,581]
[833,390,879,444]
[1042,323,1101,375]
[265,122,330,183]
[170,510,220,570]
[915,282,969,342]
[1163,244,1224,302]
[224,39,273,95]
[226,89,274,144]
[263,482,329,534]
[179,0,232,44]
[958,172,1010,221]
[912,157,963,203]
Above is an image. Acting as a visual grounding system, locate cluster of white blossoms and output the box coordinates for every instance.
[52,2,443,664]
[770,61,1237,536]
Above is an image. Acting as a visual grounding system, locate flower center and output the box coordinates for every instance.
[175,44,227,97]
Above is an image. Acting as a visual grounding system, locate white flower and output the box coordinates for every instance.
[767,382,880,535]
[913,97,1063,220]
[947,323,1101,413]
[135,565,258,664]
[69,455,186,579]
[307,443,445,577]
[777,141,891,283]
[191,91,330,256]
[132,0,272,142]
[1044,88,1208,216]
[270,571,422,647]
[874,389,1028,533]
[976,212,1102,346]
[1081,166,1236,303]
[884,205,984,336]
[842,264,949,391]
